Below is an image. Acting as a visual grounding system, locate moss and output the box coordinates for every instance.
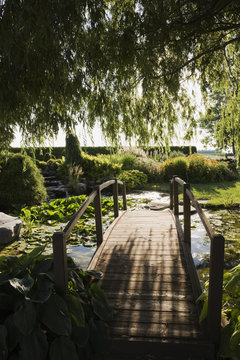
[0,152,47,209]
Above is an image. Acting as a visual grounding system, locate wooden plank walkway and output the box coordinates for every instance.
[88,209,215,360]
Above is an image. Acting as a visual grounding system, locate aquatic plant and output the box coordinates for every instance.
[0,246,112,360]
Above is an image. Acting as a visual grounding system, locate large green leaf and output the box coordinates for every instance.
[49,337,78,360]
[90,282,108,303]
[89,319,109,354]
[9,274,34,295]
[0,273,11,286]
[26,275,54,303]
[199,299,208,323]
[38,294,71,336]
[225,272,240,292]
[4,315,20,352]
[68,270,85,291]
[0,293,14,310]
[71,324,89,347]
[230,327,240,351]
[13,300,36,335]
[19,326,48,360]
[19,246,46,268]
[91,297,113,322]
[32,258,53,276]
[90,283,113,321]
[0,325,8,360]
[219,323,235,358]
[64,294,85,327]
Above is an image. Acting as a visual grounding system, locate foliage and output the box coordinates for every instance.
[36,160,48,170]
[161,150,186,162]
[46,158,64,172]
[133,157,163,182]
[67,165,85,194]
[103,149,163,182]
[11,148,65,162]
[80,152,122,182]
[161,154,236,184]
[11,147,119,161]
[0,246,112,359]
[199,91,229,151]
[199,48,240,162]
[18,195,133,248]
[187,154,236,183]
[2,2,240,148]
[118,170,148,190]
[105,153,137,171]
[163,157,188,181]
[197,264,240,359]
[20,196,119,226]
[65,133,83,166]
[0,153,47,209]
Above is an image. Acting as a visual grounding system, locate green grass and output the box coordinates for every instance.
[142,180,240,209]
[188,181,240,209]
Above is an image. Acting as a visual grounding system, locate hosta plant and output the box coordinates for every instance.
[0,246,112,360]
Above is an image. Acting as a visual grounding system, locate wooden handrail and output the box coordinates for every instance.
[170,176,225,349]
[52,179,127,294]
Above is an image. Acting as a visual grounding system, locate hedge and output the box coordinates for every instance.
[10,145,197,161]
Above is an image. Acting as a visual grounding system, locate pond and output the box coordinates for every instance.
[1,191,240,275]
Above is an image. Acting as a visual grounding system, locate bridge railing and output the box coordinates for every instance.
[170,175,225,347]
[52,179,127,295]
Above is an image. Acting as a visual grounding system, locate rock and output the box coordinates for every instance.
[72,182,87,194]
[0,212,22,244]
[145,201,169,211]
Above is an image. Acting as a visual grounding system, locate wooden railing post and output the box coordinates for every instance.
[173,176,179,215]
[170,179,173,210]
[113,178,119,218]
[122,181,127,210]
[53,231,68,295]
[94,185,103,247]
[207,234,225,347]
[183,182,191,248]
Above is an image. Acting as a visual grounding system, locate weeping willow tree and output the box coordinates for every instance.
[1,1,240,152]
[199,42,240,160]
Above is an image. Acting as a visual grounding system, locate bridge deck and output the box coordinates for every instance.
[88,209,214,359]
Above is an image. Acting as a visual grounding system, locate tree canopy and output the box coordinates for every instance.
[1,1,240,149]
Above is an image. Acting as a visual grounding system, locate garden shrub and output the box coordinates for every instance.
[133,157,163,182]
[65,133,121,182]
[102,153,137,170]
[160,154,236,183]
[80,152,122,182]
[162,157,188,181]
[216,161,237,181]
[0,246,112,360]
[118,170,148,190]
[187,154,236,183]
[104,150,162,182]
[0,153,47,209]
[65,133,83,166]
[187,155,208,183]
[46,158,64,171]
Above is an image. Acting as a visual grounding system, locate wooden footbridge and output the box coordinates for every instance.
[52,177,225,360]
